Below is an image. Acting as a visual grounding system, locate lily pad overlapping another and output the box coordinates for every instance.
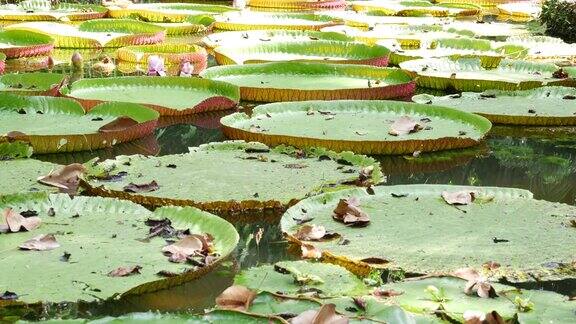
[0,30,53,59]
[200,62,415,102]
[201,30,355,51]
[4,19,166,49]
[0,2,107,21]
[213,40,391,66]
[325,10,453,29]
[106,3,236,23]
[247,0,347,11]
[60,76,239,116]
[351,0,483,17]
[281,184,576,282]
[83,141,383,215]
[0,73,65,96]
[213,12,342,31]
[388,37,527,66]
[413,86,576,126]
[221,100,492,154]
[0,192,239,305]
[0,94,159,154]
[116,44,208,74]
[501,35,576,62]
[399,57,576,91]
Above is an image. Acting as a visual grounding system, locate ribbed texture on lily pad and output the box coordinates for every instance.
[213,12,342,31]
[0,3,107,21]
[0,30,54,59]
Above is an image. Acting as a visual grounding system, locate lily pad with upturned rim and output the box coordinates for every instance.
[116,44,207,73]
[399,57,576,91]
[4,19,166,49]
[200,62,415,103]
[281,184,576,281]
[0,192,239,305]
[351,0,482,17]
[213,12,342,31]
[221,100,491,155]
[61,76,239,116]
[213,40,391,66]
[413,87,576,126]
[107,3,236,22]
[0,94,159,154]
[0,73,65,96]
[0,3,107,22]
[0,30,53,59]
[83,141,383,216]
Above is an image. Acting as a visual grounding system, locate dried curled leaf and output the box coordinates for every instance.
[373,288,403,298]
[301,243,322,259]
[455,268,496,298]
[37,163,86,193]
[290,304,349,324]
[108,265,142,277]
[442,191,475,205]
[388,116,423,136]
[464,310,506,324]
[19,234,60,251]
[162,234,213,264]
[98,117,139,133]
[123,180,159,193]
[332,197,370,227]
[215,285,257,311]
[294,224,327,241]
[0,208,41,233]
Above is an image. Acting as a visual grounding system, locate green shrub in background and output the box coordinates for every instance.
[540,0,576,43]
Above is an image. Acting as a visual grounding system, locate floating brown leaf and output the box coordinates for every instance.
[37,163,86,193]
[1,208,41,233]
[301,243,322,259]
[215,285,257,311]
[98,116,139,133]
[290,304,349,324]
[162,235,205,257]
[19,234,60,251]
[388,116,423,136]
[294,224,327,241]
[332,197,370,227]
[108,265,142,277]
[442,191,475,205]
[464,310,506,324]
[123,180,159,193]
[455,268,496,298]
[373,288,403,298]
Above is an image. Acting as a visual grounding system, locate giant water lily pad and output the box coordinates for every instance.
[5,19,166,49]
[0,94,159,154]
[399,57,576,91]
[84,141,383,214]
[61,77,239,116]
[413,87,576,126]
[221,100,491,154]
[0,3,106,21]
[116,44,207,73]
[0,30,53,59]
[247,0,347,11]
[200,62,415,102]
[107,3,236,22]
[281,184,576,281]
[213,40,391,66]
[0,159,59,196]
[0,73,65,96]
[501,36,576,62]
[389,38,527,66]
[351,0,482,17]
[440,20,529,38]
[0,193,239,305]
[381,276,576,323]
[213,12,341,31]
[201,30,355,50]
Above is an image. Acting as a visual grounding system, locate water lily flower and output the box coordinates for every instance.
[147,55,166,76]
[454,268,497,298]
[179,61,193,77]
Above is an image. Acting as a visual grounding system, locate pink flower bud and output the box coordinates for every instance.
[179,62,193,77]
[147,55,166,76]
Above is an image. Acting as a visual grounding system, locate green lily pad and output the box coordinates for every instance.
[221,100,491,155]
[213,40,391,66]
[0,3,107,21]
[213,12,341,31]
[0,30,53,59]
[84,141,383,215]
[0,141,33,160]
[0,94,159,154]
[351,1,482,17]
[501,36,576,62]
[399,57,576,91]
[0,193,239,304]
[0,73,65,96]
[5,19,166,49]
[389,38,527,66]
[381,276,576,323]
[249,292,320,316]
[201,30,355,50]
[281,184,576,282]
[413,87,576,126]
[61,76,239,116]
[0,158,59,195]
[108,3,236,23]
[235,261,368,297]
[200,62,415,102]
[441,20,530,38]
